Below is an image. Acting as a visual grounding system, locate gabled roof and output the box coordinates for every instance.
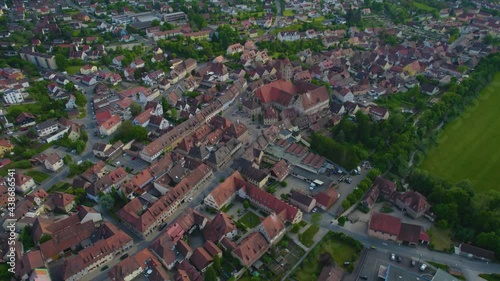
[368,212,401,236]
[203,212,236,242]
[190,247,213,271]
[232,232,269,267]
[259,212,285,242]
[397,191,430,213]
[290,191,315,206]
[314,188,338,209]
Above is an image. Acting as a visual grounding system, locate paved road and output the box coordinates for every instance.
[316,220,500,279]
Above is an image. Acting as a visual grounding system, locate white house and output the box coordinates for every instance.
[44,153,64,172]
[334,87,354,103]
[3,89,24,104]
[277,31,300,42]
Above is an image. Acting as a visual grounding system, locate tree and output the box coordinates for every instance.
[213,255,222,274]
[113,120,149,143]
[280,181,287,187]
[342,200,351,210]
[99,193,115,210]
[65,81,76,91]
[75,92,87,107]
[243,200,250,209]
[204,266,218,281]
[367,168,381,181]
[311,213,322,225]
[130,102,143,116]
[55,54,68,70]
[20,226,35,250]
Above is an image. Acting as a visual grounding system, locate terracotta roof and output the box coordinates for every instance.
[108,248,157,281]
[44,153,61,165]
[203,240,222,257]
[317,264,344,281]
[397,223,422,244]
[301,152,326,169]
[255,80,297,106]
[372,177,397,196]
[150,235,177,266]
[40,220,96,260]
[176,239,192,258]
[242,183,300,223]
[314,188,338,210]
[118,163,210,234]
[271,160,290,181]
[232,232,269,267]
[50,192,75,208]
[397,191,430,213]
[207,171,248,207]
[203,212,236,242]
[259,213,285,242]
[177,260,203,281]
[190,247,213,271]
[368,212,401,236]
[100,115,121,131]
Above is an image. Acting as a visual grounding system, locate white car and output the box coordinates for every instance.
[77,160,83,165]
[420,263,427,271]
[390,253,395,261]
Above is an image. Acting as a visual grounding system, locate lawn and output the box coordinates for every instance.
[24,170,50,183]
[298,225,319,247]
[479,273,500,281]
[283,9,294,16]
[66,65,82,75]
[427,226,452,251]
[421,73,500,193]
[413,2,438,12]
[293,232,362,281]
[238,211,261,229]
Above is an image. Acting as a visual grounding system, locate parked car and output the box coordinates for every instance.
[420,263,427,271]
[390,253,395,261]
[101,265,109,271]
[397,255,402,263]
[120,253,129,260]
[411,260,416,267]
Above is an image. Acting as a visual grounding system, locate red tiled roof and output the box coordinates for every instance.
[190,247,213,271]
[232,232,269,267]
[242,184,299,223]
[368,212,401,236]
[203,212,236,242]
[259,213,285,242]
[100,115,121,131]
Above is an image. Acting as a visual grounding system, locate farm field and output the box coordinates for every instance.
[413,2,438,12]
[422,73,500,193]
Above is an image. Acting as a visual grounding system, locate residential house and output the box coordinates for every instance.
[0,139,14,158]
[44,153,63,172]
[14,173,36,193]
[99,115,121,136]
[16,112,36,128]
[257,212,286,245]
[368,212,430,246]
[395,191,431,219]
[458,243,495,261]
[369,106,389,121]
[289,191,316,213]
[232,232,269,267]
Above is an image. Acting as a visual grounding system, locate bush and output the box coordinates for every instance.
[291,224,301,233]
[338,216,347,226]
[280,181,287,187]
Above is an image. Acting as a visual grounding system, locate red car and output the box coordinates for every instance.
[132,157,137,160]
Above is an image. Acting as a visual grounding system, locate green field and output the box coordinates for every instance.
[66,65,82,75]
[283,9,294,16]
[479,273,500,281]
[25,170,50,183]
[298,225,319,247]
[238,211,261,229]
[422,73,500,193]
[293,232,361,281]
[427,226,452,251]
[413,2,438,12]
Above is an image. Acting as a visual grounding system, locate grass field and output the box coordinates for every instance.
[25,170,50,183]
[298,225,319,247]
[479,273,500,281]
[283,9,294,16]
[421,73,500,193]
[427,226,452,251]
[293,233,359,281]
[413,2,438,12]
[238,211,261,229]
[66,65,82,75]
